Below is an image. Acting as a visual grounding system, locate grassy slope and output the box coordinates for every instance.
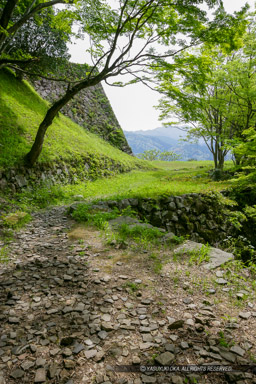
[0,69,146,170]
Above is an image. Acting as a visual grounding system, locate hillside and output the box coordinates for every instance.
[0,69,148,190]
[124,127,214,160]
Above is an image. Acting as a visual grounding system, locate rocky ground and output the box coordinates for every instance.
[0,206,256,384]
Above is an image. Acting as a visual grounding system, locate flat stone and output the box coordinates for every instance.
[102,314,111,322]
[62,348,72,357]
[10,369,24,379]
[219,350,236,363]
[174,241,234,269]
[215,278,228,285]
[165,344,176,353]
[172,376,183,384]
[239,312,251,320]
[64,359,76,369]
[155,352,174,365]
[186,319,194,326]
[84,349,97,359]
[142,334,153,342]
[34,368,46,383]
[180,341,189,349]
[139,342,153,350]
[183,297,193,304]
[36,358,46,367]
[98,331,108,340]
[167,319,184,330]
[8,317,19,323]
[207,289,216,294]
[132,355,141,364]
[141,374,156,383]
[73,343,85,354]
[21,361,35,370]
[48,363,59,379]
[230,345,245,357]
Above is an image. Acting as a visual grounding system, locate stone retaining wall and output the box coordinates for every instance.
[95,194,234,245]
[0,156,130,194]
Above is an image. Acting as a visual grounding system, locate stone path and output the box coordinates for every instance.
[0,207,256,384]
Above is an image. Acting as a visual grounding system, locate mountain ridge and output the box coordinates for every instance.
[124,127,213,161]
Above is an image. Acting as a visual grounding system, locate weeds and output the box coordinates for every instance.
[0,246,9,263]
[188,244,210,266]
[217,331,234,348]
[2,211,31,229]
[124,282,139,293]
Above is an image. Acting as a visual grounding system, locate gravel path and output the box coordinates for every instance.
[0,207,255,384]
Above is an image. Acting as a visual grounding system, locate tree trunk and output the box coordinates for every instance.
[0,0,19,53]
[24,74,103,166]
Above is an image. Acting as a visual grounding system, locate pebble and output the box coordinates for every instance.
[215,278,228,285]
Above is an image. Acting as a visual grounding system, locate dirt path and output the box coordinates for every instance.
[0,207,255,384]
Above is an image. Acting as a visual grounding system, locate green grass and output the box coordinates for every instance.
[15,160,232,209]
[0,69,148,170]
[60,162,231,201]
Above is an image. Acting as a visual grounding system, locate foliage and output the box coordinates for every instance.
[2,211,31,229]
[71,204,120,229]
[244,205,256,222]
[222,235,256,263]
[6,8,71,68]
[0,0,76,69]
[168,235,185,245]
[117,223,164,244]
[137,149,181,161]
[16,183,67,209]
[187,244,211,265]
[227,211,247,231]
[156,13,255,170]
[0,245,9,263]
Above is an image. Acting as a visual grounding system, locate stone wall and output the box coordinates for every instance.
[94,193,235,245]
[27,62,132,155]
[0,156,134,194]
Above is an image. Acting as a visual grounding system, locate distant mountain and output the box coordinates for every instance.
[124,126,213,161]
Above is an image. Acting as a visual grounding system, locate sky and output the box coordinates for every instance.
[68,0,255,132]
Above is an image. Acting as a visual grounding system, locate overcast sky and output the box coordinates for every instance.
[68,0,255,131]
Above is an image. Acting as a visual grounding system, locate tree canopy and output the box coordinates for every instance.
[156,11,255,170]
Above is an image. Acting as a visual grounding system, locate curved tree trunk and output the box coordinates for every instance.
[24,74,103,166]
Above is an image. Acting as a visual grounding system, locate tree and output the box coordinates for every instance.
[0,0,74,68]
[22,0,248,166]
[159,151,181,161]
[137,149,181,161]
[137,149,161,161]
[156,18,256,170]
[156,50,235,169]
